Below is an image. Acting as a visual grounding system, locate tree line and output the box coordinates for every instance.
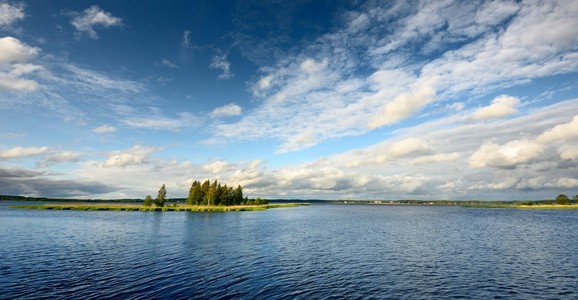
[143,180,267,207]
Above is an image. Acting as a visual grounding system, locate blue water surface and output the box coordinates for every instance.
[1,202,577,299]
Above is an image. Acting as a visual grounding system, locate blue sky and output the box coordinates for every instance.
[1,0,578,200]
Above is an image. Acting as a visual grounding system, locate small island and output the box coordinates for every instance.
[9,179,308,212]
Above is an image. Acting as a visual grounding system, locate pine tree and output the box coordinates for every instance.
[234,185,243,205]
[187,181,198,205]
[154,184,167,207]
[201,180,211,205]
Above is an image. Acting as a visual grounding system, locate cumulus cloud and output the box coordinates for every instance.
[37,151,80,168]
[333,138,433,168]
[0,1,24,26]
[210,103,242,118]
[70,5,122,39]
[470,139,544,169]
[0,37,41,91]
[203,160,234,174]
[103,145,160,168]
[471,95,520,120]
[559,146,578,161]
[0,72,38,90]
[468,114,578,169]
[210,53,233,79]
[92,125,117,134]
[537,115,578,143]
[0,146,49,158]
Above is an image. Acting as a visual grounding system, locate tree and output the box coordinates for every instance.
[143,195,153,207]
[187,181,203,205]
[574,195,578,204]
[556,194,571,205]
[233,185,243,205]
[184,179,252,206]
[154,184,167,207]
[201,180,211,205]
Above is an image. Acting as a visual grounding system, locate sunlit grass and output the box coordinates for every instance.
[516,204,578,210]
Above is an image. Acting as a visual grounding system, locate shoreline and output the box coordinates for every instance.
[9,203,309,212]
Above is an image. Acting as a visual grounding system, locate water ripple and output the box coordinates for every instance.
[1,204,578,299]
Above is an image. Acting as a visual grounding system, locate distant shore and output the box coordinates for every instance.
[9,203,308,212]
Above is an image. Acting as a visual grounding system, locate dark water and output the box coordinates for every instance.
[1,202,577,299]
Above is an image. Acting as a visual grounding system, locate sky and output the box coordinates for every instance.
[1,0,578,200]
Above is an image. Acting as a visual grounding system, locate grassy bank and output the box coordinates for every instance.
[516,204,578,210]
[9,203,308,212]
[461,203,578,210]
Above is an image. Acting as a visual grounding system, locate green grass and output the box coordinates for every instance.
[460,204,518,209]
[9,203,308,212]
[461,203,578,210]
[516,204,578,210]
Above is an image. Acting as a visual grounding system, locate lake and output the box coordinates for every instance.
[1,202,577,299]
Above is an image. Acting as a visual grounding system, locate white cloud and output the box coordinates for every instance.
[203,160,234,174]
[121,111,200,131]
[559,146,578,161]
[386,138,432,160]
[347,12,370,33]
[159,58,178,69]
[210,54,233,79]
[92,125,117,134]
[182,30,192,48]
[0,146,79,167]
[213,1,573,153]
[468,114,578,169]
[0,55,152,123]
[547,177,578,188]
[37,151,80,168]
[70,6,122,39]
[0,146,49,158]
[471,95,520,120]
[0,1,24,26]
[420,0,578,97]
[470,139,544,169]
[537,115,578,143]
[58,63,145,94]
[103,145,160,168]
[0,73,38,90]
[0,36,39,65]
[412,153,460,165]
[210,103,242,118]
[28,100,578,200]
[9,63,42,75]
[369,84,436,128]
[4,1,576,201]
[327,138,434,169]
